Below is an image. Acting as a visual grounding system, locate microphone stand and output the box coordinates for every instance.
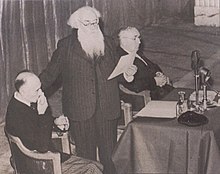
[200,67,211,111]
[201,73,207,110]
[194,69,200,111]
[191,50,202,113]
[202,84,207,110]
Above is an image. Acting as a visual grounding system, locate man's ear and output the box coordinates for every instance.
[18,86,25,96]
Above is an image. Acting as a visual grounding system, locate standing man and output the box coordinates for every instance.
[39,6,120,174]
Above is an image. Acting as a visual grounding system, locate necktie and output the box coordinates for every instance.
[30,103,37,111]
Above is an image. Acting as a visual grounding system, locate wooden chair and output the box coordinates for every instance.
[118,84,151,138]
[5,128,62,174]
[119,84,151,107]
[52,131,71,155]
[120,101,133,127]
[117,101,134,140]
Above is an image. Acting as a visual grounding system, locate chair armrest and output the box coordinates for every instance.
[52,131,71,155]
[119,84,151,105]
[120,101,133,128]
[6,132,62,174]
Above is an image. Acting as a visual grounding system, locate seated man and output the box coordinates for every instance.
[117,27,174,104]
[5,70,103,174]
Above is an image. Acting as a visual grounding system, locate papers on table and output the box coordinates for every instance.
[135,101,177,118]
[108,54,135,80]
[189,90,216,102]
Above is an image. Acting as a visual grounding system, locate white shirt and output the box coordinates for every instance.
[14,92,31,107]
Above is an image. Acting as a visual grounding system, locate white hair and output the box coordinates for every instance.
[118,27,140,40]
[67,6,101,29]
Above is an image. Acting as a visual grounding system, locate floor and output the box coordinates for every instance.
[0,21,220,173]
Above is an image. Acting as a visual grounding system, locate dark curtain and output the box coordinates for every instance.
[0,0,193,123]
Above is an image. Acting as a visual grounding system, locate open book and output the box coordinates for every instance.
[134,101,177,118]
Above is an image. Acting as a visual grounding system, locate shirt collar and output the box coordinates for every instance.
[14,92,31,107]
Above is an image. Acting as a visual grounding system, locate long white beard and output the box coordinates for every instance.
[78,28,105,58]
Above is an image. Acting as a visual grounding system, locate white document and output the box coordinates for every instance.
[135,101,177,118]
[189,90,216,102]
[108,54,135,80]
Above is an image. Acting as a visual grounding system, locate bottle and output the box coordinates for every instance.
[176,91,188,117]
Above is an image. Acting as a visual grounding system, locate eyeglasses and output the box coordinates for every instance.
[79,19,99,27]
[122,35,141,41]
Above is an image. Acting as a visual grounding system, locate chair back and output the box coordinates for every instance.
[4,128,62,174]
[119,84,151,106]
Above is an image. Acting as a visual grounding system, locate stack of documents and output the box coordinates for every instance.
[135,101,177,118]
[189,90,216,102]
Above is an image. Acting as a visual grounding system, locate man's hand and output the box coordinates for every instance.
[37,89,48,115]
[123,65,137,82]
[125,64,137,76]
[155,71,172,87]
[54,115,69,131]
[154,72,167,87]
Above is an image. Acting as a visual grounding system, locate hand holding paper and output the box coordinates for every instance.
[123,64,137,82]
[108,52,136,80]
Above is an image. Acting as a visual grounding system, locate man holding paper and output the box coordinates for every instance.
[112,26,174,100]
[39,6,120,174]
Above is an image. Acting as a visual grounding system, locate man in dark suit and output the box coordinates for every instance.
[39,6,120,174]
[5,70,103,174]
[117,26,174,101]
[116,27,174,110]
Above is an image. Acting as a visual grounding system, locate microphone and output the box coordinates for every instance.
[191,50,200,74]
[199,67,211,85]
[191,50,201,107]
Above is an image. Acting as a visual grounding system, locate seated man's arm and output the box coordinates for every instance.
[36,92,55,153]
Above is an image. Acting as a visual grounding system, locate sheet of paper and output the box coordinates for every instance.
[134,101,177,118]
[108,54,135,80]
[189,90,216,102]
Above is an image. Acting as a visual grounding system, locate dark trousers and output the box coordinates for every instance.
[69,108,118,174]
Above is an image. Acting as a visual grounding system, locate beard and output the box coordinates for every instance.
[78,27,105,59]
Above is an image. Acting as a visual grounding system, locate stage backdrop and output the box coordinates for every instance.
[0,0,193,123]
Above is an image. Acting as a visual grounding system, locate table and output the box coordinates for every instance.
[112,88,220,174]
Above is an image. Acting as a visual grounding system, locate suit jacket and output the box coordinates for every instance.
[117,47,162,92]
[5,96,54,153]
[40,31,120,121]
[117,47,173,100]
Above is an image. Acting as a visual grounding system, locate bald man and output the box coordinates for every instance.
[39,6,120,174]
[5,70,103,174]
